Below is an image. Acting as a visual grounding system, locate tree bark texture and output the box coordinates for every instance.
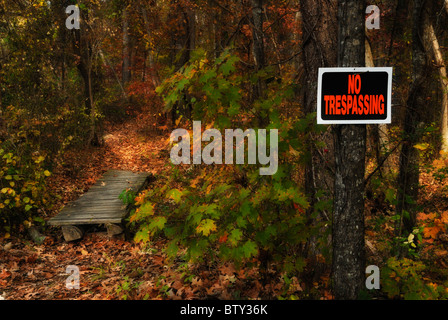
[122,5,131,85]
[396,0,430,237]
[299,0,338,288]
[423,21,448,153]
[333,0,366,300]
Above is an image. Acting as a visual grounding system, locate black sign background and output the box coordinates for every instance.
[320,70,390,122]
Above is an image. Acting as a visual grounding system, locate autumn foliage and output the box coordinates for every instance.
[1,0,448,301]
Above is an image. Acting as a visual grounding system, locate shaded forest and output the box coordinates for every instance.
[1,0,448,301]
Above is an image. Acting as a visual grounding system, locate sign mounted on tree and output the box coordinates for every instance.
[317,67,392,124]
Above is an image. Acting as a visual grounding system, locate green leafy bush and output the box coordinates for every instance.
[381,257,448,300]
[131,164,311,273]
[130,49,330,279]
[0,142,51,235]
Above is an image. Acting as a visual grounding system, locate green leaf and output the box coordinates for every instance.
[236,216,247,228]
[200,70,217,84]
[227,102,240,117]
[217,115,231,128]
[176,78,189,91]
[385,188,396,204]
[239,188,250,200]
[134,226,150,243]
[202,203,219,218]
[209,88,223,103]
[240,201,251,217]
[139,202,154,216]
[167,189,183,203]
[228,228,243,246]
[196,219,217,236]
[148,216,167,232]
[220,55,239,75]
[166,241,179,258]
[241,240,258,258]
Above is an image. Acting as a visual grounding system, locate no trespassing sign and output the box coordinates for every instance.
[317,67,393,124]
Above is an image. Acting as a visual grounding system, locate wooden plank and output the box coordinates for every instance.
[56,217,123,226]
[48,170,152,227]
[49,211,127,221]
[50,210,128,219]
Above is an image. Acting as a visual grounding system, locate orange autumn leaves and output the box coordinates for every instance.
[417,211,448,258]
[418,211,448,241]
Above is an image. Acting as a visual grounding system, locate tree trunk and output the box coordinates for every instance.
[72,29,92,115]
[387,0,410,61]
[122,5,131,86]
[70,6,96,145]
[366,37,392,175]
[332,0,366,300]
[170,4,196,123]
[299,0,338,290]
[251,0,265,74]
[141,5,161,88]
[251,0,268,127]
[396,0,430,238]
[423,22,448,154]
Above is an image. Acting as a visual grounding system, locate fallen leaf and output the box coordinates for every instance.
[424,226,440,239]
[0,269,11,279]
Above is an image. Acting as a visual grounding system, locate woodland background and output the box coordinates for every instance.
[0,0,448,300]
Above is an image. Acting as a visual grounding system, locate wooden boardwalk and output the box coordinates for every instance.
[48,170,152,241]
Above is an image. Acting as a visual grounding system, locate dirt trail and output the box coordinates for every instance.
[0,112,175,300]
[46,112,170,215]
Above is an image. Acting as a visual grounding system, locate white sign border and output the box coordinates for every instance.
[317,67,393,124]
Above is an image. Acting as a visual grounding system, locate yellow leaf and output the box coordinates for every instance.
[44,170,51,177]
[4,233,10,239]
[196,219,217,236]
[206,184,213,195]
[414,143,429,151]
[35,156,45,164]
[81,249,88,256]
[289,145,300,156]
[175,115,183,127]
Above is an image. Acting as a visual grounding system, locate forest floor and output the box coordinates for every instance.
[0,109,307,300]
[1,108,448,300]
